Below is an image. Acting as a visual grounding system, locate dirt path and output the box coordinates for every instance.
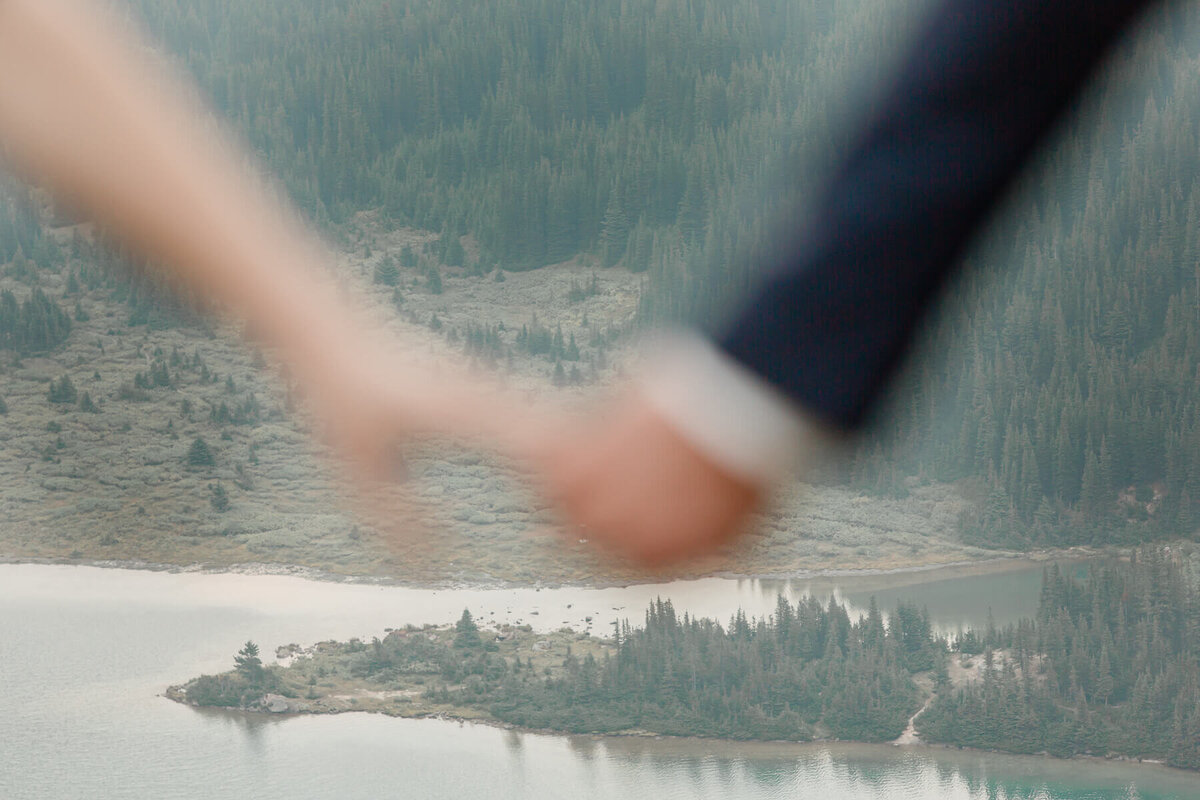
[893,697,930,745]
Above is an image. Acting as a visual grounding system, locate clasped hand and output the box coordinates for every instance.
[305,340,762,568]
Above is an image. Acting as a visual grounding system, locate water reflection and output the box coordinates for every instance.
[581,737,1196,800]
[3,563,1195,800]
[567,734,599,761]
[760,559,1096,635]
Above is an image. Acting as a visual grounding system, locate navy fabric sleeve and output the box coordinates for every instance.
[716,0,1155,430]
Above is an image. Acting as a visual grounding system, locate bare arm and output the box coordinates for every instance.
[0,0,361,382]
[0,0,529,477]
[0,0,769,567]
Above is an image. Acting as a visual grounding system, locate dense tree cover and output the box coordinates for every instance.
[485,597,929,740]
[918,547,1200,769]
[0,288,71,353]
[0,183,62,270]
[341,598,929,742]
[179,550,1199,770]
[121,0,886,273]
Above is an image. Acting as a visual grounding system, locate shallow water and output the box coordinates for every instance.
[1,563,1194,799]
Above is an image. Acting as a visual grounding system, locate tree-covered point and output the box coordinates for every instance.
[178,596,934,744]
[918,546,1200,770]
[172,549,1199,769]
[483,596,928,742]
[185,640,280,708]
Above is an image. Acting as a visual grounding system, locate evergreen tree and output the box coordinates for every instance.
[454,609,482,649]
[209,483,230,512]
[442,233,466,267]
[233,641,264,684]
[426,266,443,294]
[187,437,215,468]
[599,190,629,267]
[47,375,77,405]
[373,255,400,286]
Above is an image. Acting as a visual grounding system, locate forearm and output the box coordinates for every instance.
[0,0,361,384]
[718,0,1154,430]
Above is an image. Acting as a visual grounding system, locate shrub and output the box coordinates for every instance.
[187,437,215,467]
[373,256,399,286]
[47,375,77,404]
[209,483,230,512]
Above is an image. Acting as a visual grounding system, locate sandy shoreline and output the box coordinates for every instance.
[0,546,1108,591]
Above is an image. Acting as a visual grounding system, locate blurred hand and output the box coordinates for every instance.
[534,392,764,565]
[293,331,534,557]
[294,324,769,569]
[298,332,501,485]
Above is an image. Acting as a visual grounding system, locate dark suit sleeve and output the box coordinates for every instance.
[716,0,1155,430]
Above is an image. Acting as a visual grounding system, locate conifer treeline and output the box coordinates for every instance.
[482,595,930,741]
[122,0,897,270]
[858,6,1200,545]
[919,547,1200,769]
[185,547,1200,768]
[0,183,61,269]
[334,595,931,742]
[0,287,71,353]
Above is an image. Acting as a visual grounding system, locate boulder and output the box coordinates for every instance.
[262,694,291,713]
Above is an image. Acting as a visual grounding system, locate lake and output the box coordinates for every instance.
[1,562,1195,799]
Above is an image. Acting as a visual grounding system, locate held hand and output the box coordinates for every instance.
[534,393,764,565]
[297,331,507,484]
[293,331,540,555]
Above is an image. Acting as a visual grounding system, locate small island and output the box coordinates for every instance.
[170,546,1200,770]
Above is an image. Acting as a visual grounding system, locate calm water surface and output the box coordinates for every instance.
[1,563,1195,800]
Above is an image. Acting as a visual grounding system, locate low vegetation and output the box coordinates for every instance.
[173,549,1200,770]
[175,598,931,743]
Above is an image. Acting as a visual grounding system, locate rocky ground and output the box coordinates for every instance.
[166,624,608,720]
[0,216,1006,585]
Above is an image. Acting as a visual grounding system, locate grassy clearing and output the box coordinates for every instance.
[2,221,1005,584]
[168,624,607,721]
